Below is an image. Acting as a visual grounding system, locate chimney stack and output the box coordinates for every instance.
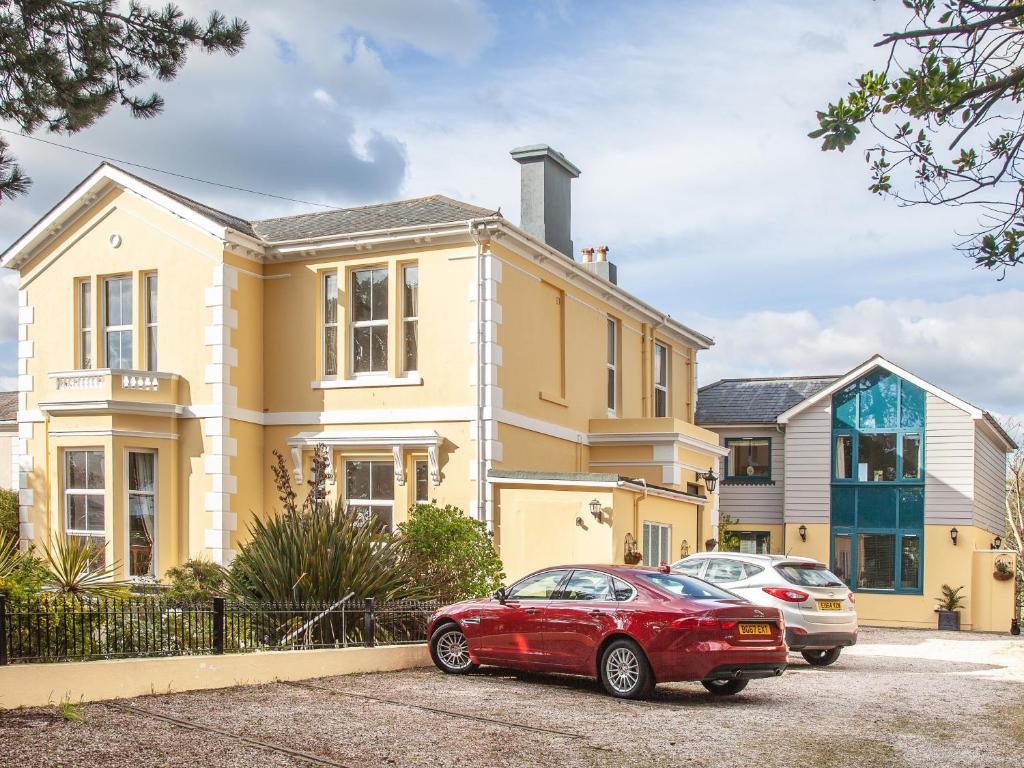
[582,245,618,284]
[510,144,580,258]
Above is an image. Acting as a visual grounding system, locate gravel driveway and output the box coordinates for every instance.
[2,627,1023,768]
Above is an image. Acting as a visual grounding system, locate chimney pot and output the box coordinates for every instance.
[596,246,609,263]
[580,247,595,263]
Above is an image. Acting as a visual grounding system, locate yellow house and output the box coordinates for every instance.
[2,145,726,583]
[696,356,1018,632]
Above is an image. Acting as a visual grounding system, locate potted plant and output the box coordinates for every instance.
[935,584,966,631]
[994,559,1014,581]
[623,533,643,565]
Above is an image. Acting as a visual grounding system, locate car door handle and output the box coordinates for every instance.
[525,608,539,615]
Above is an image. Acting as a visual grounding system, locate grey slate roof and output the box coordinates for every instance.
[695,376,838,426]
[114,165,499,243]
[252,195,498,243]
[0,391,16,423]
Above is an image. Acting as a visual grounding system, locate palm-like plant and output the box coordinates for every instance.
[227,499,428,604]
[42,537,126,599]
[936,584,966,612]
[0,530,20,582]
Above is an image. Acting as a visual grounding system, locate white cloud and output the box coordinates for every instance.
[695,291,1024,418]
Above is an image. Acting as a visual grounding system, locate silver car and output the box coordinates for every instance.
[671,552,857,666]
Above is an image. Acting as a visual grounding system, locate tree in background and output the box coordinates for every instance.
[811,1,1024,272]
[717,513,741,553]
[398,503,505,602]
[0,0,248,200]
[1005,420,1023,620]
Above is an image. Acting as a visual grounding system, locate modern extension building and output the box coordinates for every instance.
[1,145,727,582]
[696,355,1017,631]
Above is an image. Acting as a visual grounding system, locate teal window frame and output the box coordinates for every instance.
[723,437,773,484]
[829,371,925,595]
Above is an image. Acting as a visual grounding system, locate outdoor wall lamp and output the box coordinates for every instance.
[589,498,603,521]
[701,468,719,493]
[950,527,959,545]
[798,525,807,542]
[993,536,1003,550]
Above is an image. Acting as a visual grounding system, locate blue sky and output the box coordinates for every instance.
[1,0,1021,421]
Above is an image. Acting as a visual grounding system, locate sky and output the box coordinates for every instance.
[1,0,1022,423]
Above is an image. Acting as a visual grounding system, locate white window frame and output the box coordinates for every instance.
[402,264,418,374]
[144,273,158,372]
[654,341,669,417]
[103,275,133,369]
[126,449,158,580]
[323,271,339,377]
[606,317,618,416]
[350,266,389,376]
[63,448,106,564]
[344,459,395,529]
[79,279,93,369]
[414,458,429,504]
[642,521,671,567]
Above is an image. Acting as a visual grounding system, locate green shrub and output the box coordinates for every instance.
[0,545,49,601]
[164,558,227,602]
[0,488,17,542]
[398,503,505,602]
[227,499,426,604]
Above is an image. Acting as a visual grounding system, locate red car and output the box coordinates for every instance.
[427,564,788,699]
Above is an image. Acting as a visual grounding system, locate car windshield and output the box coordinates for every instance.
[775,563,845,587]
[638,572,737,601]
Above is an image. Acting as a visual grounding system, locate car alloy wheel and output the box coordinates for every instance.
[605,646,641,693]
[435,628,471,671]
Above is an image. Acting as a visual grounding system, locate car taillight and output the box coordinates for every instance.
[762,586,809,603]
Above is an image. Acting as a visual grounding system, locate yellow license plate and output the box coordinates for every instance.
[738,623,772,636]
[817,600,843,611]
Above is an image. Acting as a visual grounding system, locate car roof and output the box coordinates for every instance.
[678,552,823,566]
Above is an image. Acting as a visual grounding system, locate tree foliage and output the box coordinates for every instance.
[164,557,226,602]
[398,502,506,602]
[811,1,1024,271]
[718,513,741,553]
[0,0,248,201]
[0,488,17,541]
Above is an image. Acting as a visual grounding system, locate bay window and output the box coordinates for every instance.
[78,279,93,369]
[345,459,395,530]
[351,267,388,375]
[323,271,338,377]
[606,317,617,414]
[145,274,158,371]
[127,451,157,578]
[64,450,105,567]
[403,265,418,373]
[104,276,133,369]
[653,342,668,417]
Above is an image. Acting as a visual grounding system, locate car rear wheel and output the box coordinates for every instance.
[801,647,842,667]
[701,679,749,696]
[599,639,654,699]
[429,624,478,674]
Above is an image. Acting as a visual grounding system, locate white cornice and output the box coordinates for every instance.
[38,400,185,417]
[588,430,730,457]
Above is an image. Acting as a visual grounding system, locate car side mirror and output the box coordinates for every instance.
[494,587,507,604]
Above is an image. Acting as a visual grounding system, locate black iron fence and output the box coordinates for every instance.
[0,594,440,665]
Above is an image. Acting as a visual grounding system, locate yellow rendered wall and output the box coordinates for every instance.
[491,243,696,431]
[495,486,616,582]
[612,489,701,565]
[0,644,430,710]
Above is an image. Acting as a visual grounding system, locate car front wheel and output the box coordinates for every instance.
[429,624,478,674]
[801,647,842,667]
[701,679,749,696]
[599,639,654,699]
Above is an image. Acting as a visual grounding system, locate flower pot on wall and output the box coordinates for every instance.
[936,610,961,631]
[624,552,643,565]
[994,570,1014,581]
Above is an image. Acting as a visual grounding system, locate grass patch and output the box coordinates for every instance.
[56,699,84,723]
[796,736,905,768]
[891,714,957,740]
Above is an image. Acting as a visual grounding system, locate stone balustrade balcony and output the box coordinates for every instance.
[41,369,184,416]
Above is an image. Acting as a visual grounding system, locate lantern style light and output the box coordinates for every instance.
[950,527,959,546]
[798,525,807,542]
[993,536,1003,550]
[589,498,602,520]
[702,468,719,493]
